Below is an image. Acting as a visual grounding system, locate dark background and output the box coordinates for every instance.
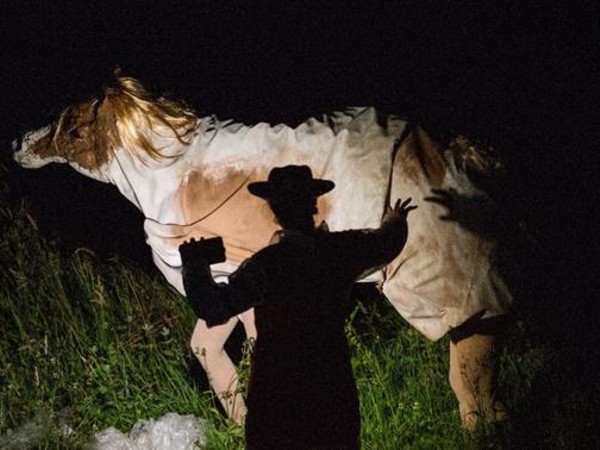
[1,0,597,372]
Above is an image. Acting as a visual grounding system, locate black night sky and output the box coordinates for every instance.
[1,0,597,373]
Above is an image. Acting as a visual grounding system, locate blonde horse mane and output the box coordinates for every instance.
[50,75,198,167]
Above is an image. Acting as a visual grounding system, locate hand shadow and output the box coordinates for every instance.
[424,188,505,239]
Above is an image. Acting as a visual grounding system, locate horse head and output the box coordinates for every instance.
[13,76,198,181]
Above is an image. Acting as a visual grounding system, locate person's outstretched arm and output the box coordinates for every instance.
[338,197,417,278]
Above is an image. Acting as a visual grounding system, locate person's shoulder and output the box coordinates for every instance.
[245,240,293,265]
[233,245,279,280]
[247,244,278,263]
[322,228,371,241]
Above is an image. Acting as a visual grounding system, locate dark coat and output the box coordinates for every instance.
[182,219,408,449]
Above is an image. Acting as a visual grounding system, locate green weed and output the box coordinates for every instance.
[1,190,597,449]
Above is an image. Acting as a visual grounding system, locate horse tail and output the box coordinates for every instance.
[102,75,198,161]
[448,135,506,178]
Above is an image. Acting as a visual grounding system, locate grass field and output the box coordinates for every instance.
[0,185,597,449]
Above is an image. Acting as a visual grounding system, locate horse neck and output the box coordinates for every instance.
[106,141,193,223]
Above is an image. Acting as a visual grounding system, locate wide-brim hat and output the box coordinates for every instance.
[248,165,335,200]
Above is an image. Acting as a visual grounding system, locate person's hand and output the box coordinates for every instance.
[179,236,226,266]
[383,197,417,223]
[179,237,226,289]
[382,197,417,240]
[380,197,417,249]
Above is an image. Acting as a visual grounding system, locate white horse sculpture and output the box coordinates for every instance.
[13,76,512,428]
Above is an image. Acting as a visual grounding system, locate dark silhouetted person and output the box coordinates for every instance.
[180,165,416,449]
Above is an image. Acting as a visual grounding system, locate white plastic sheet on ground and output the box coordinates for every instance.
[0,411,50,450]
[0,408,73,449]
[93,413,208,450]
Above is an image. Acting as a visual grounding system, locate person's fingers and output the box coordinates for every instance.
[400,197,413,209]
[388,198,418,217]
[386,198,401,213]
[390,198,417,216]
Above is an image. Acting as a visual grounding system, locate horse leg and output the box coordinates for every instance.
[190,317,248,424]
[239,307,257,342]
[448,332,507,430]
